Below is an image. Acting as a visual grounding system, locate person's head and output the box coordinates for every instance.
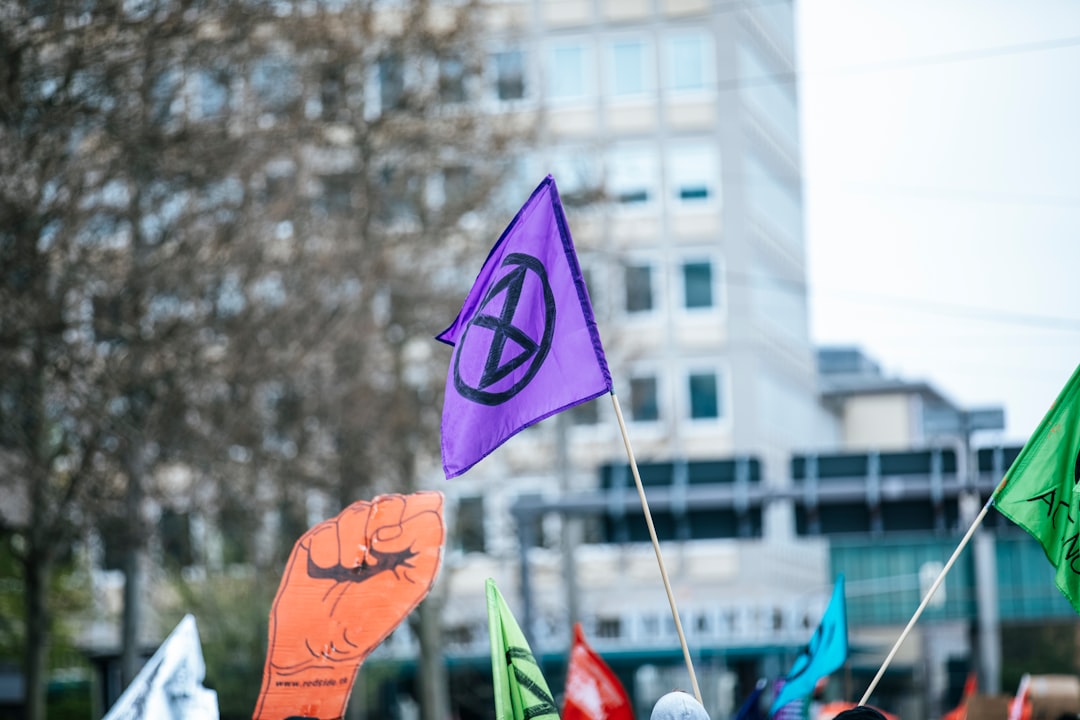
[650,690,710,720]
[832,705,888,720]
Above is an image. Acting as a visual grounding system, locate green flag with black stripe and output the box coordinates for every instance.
[486,578,559,720]
[993,364,1080,614]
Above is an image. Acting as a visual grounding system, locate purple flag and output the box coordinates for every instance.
[437,175,612,478]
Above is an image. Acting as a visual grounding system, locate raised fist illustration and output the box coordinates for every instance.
[253,491,445,720]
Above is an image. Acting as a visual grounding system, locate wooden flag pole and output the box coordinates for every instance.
[858,488,1001,706]
[610,392,703,705]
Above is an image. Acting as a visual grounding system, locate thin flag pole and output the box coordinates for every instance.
[610,392,703,705]
[858,485,1003,706]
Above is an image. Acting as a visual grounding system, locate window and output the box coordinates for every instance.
[548,41,590,101]
[320,65,345,120]
[278,496,308,562]
[629,375,659,422]
[439,57,467,103]
[378,54,404,111]
[491,49,526,101]
[610,38,650,97]
[549,147,602,206]
[668,141,718,203]
[150,69,182,125]
[608,144,658,205]
[666,31,712,91]
[319,173,354,216]
[596,617,622,639]
[688,371,720,419]
[440,165,472,209]
[251,55,298,115]
[682,260,713,309]
[570,398,600,425]
[219,503,250,566]
[160,509,193,568]
[196,70,228,119]
[455,497,485,553]
[98,514,127,571]
[624,263,653,313]
[262,171,295,207]
[377,166,421,223]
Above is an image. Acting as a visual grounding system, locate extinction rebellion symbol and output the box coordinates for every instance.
[453,253,556,406]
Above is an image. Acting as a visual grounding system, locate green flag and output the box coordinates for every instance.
[993,363,1080,614]
[486,578,560,720]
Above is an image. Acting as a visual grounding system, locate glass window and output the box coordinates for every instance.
[492,49,526,101]
[610,38,650,97]
[150,68,182,125]
[219,503,250,566]
[319,173,354,216]
[548,42,589,100]
[570,398,600,425]
[608,145,658,205]
[625,263,653,313]
[666,31,712,91]
[630,375,660,422]
[320,65,344,121]
[579,266,600,314]
[197,70,228,119]
[550,147,603,206]
[439,57,467,103]
[455,497,486,553]
[441,165,472,209]
[669,142,718,203]
[251,55,298,114]
[683,260,713,309]
[160,509,193,568]
[378,54,404,111]
[689,372,720,419]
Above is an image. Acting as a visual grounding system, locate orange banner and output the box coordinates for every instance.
[253,491,445,720]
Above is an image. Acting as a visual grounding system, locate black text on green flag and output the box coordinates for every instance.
[486,578,559,720]
[993,364,1080,614]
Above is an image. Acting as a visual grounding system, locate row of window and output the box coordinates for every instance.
[575,257,720,320]
[545,140,720,209]
[571,365,726,426]
[615,256,720,315]
[369,27,716,114]
[540,30,715,102]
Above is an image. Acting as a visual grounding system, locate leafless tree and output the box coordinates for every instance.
[1,0,533,718]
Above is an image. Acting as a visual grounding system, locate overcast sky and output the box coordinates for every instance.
[796,0,1080,444]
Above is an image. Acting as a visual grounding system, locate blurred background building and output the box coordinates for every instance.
[6,2,1076,720]
[359,3,1068,720]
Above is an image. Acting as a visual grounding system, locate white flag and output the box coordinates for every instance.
[103,614,219,720]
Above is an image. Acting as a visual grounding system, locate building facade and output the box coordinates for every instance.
[420,1,846,717]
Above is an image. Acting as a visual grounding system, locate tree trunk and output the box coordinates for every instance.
[23,551,52,720]
[120,446,146,686]
[417,594,449,720]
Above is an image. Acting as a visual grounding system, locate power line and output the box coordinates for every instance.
[723,270,1080,332]
[805,179,1080,209]
[817,34,1080,76]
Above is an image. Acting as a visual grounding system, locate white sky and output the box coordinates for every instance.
[797,0,1080,444]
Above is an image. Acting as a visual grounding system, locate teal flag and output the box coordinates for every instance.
[993,364,1080,614]
[768,575,848,717]
[486,578,560,720]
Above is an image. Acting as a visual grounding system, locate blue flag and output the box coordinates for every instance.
[768,575,848,717]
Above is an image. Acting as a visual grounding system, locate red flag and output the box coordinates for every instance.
[941,672,977,720]
[562,623,633,720]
